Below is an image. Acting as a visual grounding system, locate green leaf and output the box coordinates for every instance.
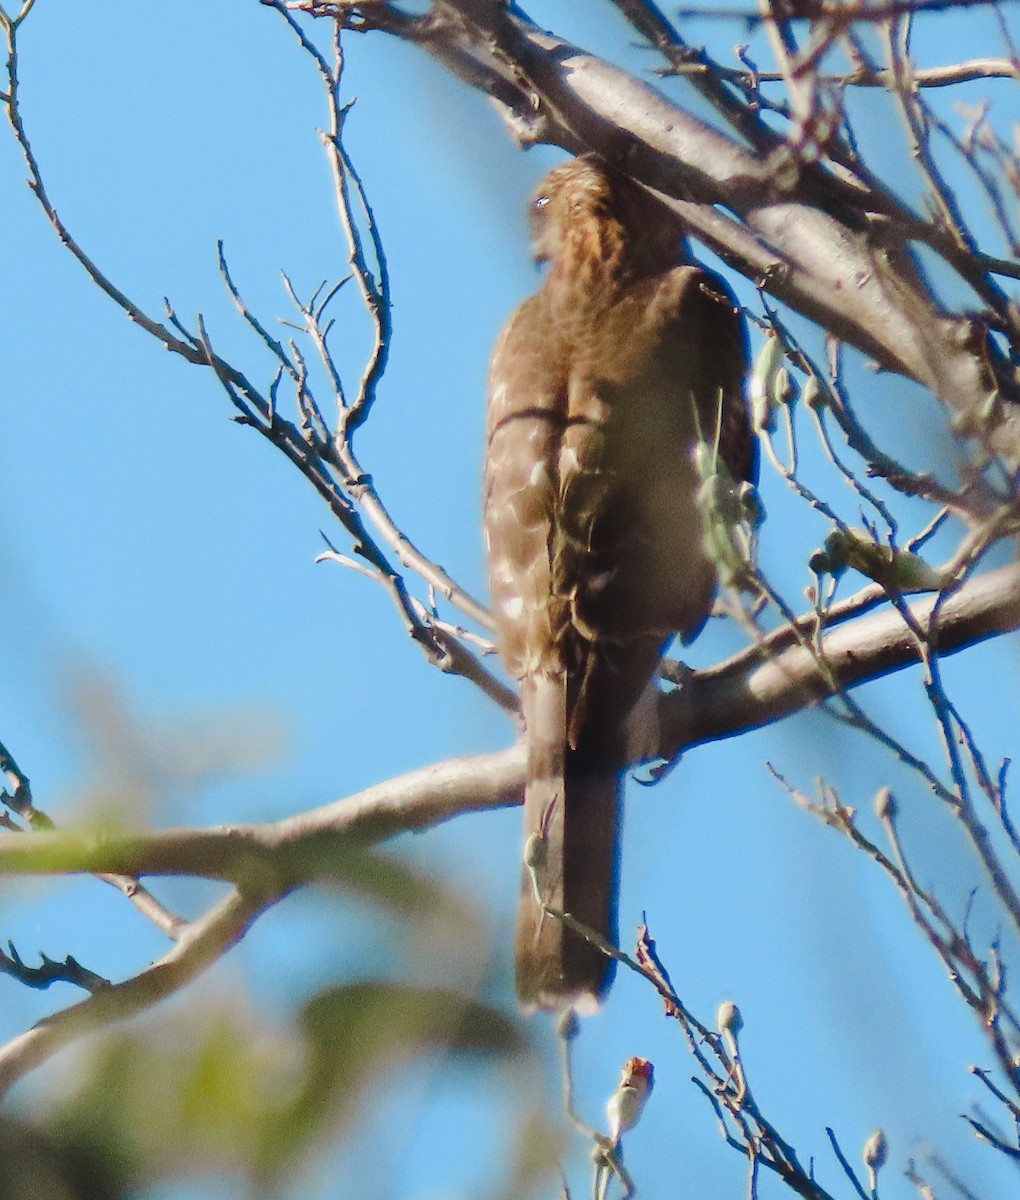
[259,982,526,1178]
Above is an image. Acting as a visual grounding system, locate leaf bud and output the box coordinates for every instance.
[873,787,897,821]
[717,999,743,1036]
[863,1127,888,1172]
[523,831,547,871]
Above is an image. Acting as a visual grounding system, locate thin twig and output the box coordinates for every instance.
[0,738,186,940]
[0,887,272,1097]
[0,942,109,994]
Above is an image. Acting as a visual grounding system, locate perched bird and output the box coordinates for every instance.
[483,154,755,1011]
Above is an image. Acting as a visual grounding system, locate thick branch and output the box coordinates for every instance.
[353,1,1020,451]
[730,59,1020,88]
[0,748,527,882]
[659,561,1020,753]
[0,565,1016,883]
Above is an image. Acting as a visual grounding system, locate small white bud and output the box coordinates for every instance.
[874,787,896,821]
[863,1128,888,1179]
[803,375,828,410]
[606,1057,654,1145]
[717,1000,743,1036]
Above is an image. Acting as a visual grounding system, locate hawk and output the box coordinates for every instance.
[484,154,755,1011]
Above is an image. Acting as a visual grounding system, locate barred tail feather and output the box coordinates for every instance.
[515,672,621,1011]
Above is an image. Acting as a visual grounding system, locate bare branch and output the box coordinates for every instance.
[659,562,1020,755]
[673,0,1008,19]
[0,943,109,994]
[816,59,1016,86]
[0,747,525,884]
[0,8,494,689]
[343,0,1020,454]
[0,888,270,1098]
[0,565,1014,888]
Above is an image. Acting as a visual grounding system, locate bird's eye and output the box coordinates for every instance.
[532,194,551,211]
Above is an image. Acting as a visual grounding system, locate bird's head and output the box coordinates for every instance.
[528,153,684,277]
[528,154,616,265]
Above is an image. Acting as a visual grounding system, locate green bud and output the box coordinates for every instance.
[776,367,797,406]
[750,336,784,434]
[694,440,716,482]
[523,831,547,872]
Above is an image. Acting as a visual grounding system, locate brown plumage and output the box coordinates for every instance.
[483,155,755,1011]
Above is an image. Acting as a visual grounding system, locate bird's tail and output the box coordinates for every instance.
[514,671,621,1012]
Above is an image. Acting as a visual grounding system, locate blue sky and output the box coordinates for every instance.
[1,2,1019,1197]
